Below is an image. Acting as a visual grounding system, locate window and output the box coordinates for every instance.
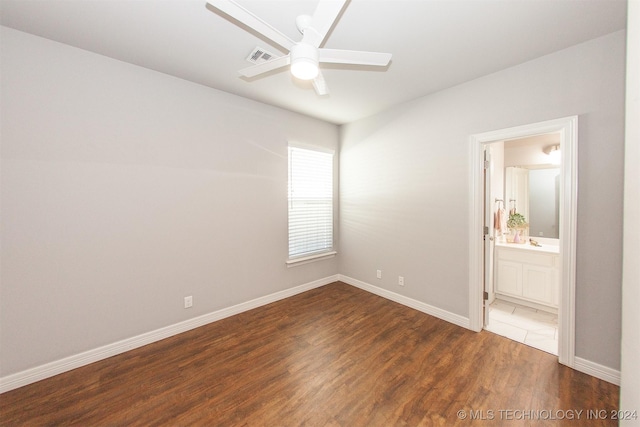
[288,146,334,261]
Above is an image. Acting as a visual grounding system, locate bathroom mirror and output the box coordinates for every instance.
[505,166,560,238]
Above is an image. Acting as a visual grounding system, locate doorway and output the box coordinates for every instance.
[469,116,578,368]
[485,135,561,355]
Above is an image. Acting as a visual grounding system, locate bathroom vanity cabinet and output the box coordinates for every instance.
[494,242,559,312]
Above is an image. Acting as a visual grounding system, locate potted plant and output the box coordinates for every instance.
[506,212,529,243]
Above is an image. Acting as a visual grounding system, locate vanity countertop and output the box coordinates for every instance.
[495,240,559,255]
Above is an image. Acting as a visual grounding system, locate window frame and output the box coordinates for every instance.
[286,144,336,266]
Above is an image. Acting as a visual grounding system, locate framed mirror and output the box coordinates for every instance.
[505,166,560,238]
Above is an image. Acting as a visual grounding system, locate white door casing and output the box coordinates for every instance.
[468,116,577,367]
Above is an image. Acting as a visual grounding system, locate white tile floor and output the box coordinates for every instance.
[485,298,558,355]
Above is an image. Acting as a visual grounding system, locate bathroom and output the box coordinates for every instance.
[485,132,561,355]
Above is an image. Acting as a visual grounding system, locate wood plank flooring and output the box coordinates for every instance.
[0,282,619,426]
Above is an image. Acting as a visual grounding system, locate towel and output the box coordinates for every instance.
[494,207,507,235]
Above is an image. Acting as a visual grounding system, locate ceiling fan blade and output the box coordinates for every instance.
[239,55,291,78]
[318,49,392,66]
[302,0,347,48]
[312,71,329,96]
[207,0,296,51]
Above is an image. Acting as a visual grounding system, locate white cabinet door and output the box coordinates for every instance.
[522,264,554,305]
[495,245,559,309]
[496,260,523,297]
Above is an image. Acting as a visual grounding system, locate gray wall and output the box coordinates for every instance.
[1,25,628,381]
[0,27,339,376]
[340,31,626,370]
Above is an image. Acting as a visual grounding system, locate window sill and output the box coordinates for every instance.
[286,251,337,268]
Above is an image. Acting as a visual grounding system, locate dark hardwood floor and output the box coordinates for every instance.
[0,282,619,426]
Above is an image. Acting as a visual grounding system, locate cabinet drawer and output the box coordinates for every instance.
[496,248,556,267]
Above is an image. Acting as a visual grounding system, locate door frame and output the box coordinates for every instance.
[482,146,496,326]
[468,116,578,367]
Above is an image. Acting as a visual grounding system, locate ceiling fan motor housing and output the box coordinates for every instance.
[290,43,319,80]
[295,15,312,33]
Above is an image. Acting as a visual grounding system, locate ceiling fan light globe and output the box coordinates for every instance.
[290,43,319,80]
[291,58,319,80]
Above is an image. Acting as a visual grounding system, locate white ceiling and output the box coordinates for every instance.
[0,0,628,125]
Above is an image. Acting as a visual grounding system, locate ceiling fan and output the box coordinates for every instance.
[207,0,392,95]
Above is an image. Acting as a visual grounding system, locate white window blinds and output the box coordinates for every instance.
[288,146,334,259]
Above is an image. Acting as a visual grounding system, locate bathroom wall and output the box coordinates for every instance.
[503,134,560,167]
[491,141,506,227]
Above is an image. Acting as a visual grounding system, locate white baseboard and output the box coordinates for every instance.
[338,274,470,329]
[573,357,621,386]
[2,274,621,393]
[0,275,339,394]
[339,275,622,386]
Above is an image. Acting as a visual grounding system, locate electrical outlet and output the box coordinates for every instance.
[376,270,382,279]
[184,296,193,309]
[398,276,404,286]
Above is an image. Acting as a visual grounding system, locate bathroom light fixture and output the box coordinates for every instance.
[290,43,319,80]
[544,144,561,165]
